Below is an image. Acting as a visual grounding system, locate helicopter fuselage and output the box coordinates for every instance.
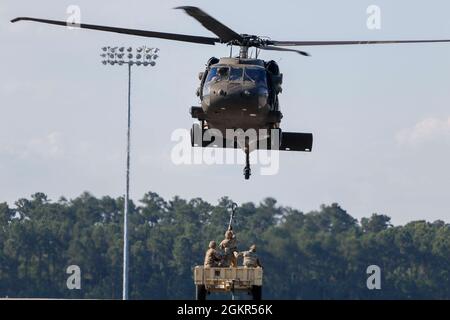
[190,55,313,180]
[192,57,283,135]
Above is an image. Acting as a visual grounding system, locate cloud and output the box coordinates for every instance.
[0,132,65,160]
[396,117,450,146]
[26,132,64,158]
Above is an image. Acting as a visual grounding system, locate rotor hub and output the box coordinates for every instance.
[229,34,269,48]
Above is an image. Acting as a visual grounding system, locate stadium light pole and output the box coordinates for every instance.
[101,45,158,300]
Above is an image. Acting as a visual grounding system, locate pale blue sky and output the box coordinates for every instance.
[1,0,449,224]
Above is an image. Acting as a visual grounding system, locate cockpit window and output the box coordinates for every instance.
[202,66,267,97]
[244,68,266,85]
[229,67,243,81]
[206,66,265,84]
[206,66,229,83]
[205,67,218,83]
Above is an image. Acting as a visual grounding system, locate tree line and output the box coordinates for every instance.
[0,192,449,299]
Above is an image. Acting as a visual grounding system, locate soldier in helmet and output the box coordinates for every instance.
[239,244,262,268]
[219,228,238,267]
[204,240,221,268]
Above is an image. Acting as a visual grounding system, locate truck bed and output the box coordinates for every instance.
[194,266,263,292]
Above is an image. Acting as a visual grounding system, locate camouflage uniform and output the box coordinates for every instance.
[204,241,221,267]
[240,245,262,268]
[219,230,238,267]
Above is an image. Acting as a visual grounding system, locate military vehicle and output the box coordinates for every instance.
[194,266,263,300]
[195,203,263,300]
[11,6,450,179]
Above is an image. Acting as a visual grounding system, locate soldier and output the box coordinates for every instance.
[239,244,262,268]
[204,240,221,268]
[219,228,238,267]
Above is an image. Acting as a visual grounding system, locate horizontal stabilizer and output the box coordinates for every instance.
[280,132,313,152]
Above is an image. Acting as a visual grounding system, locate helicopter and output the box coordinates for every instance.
[11,6,450,179]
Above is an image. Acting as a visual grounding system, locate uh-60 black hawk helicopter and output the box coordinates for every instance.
[12,6,450,179]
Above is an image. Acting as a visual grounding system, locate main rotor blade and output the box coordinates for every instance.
[175,6,243,43]
[260,45,310,56]
[10,17,220,45]
[269,39,450,46]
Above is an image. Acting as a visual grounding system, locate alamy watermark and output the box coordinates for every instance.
[367,5,381,30]
[366,265,381,290]
[66,265,81,290]
[66,5,81,29]
[171,128,281,176]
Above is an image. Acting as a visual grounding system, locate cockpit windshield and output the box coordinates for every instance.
[244,68,266,85]
[205,66,229,83]
[203,66,267,96]
[229,67,243,81]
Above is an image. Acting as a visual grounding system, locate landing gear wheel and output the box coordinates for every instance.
[196,284,207,300]
[277,128,283,149]
[271,127,282,149]
[190,123,202,147]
